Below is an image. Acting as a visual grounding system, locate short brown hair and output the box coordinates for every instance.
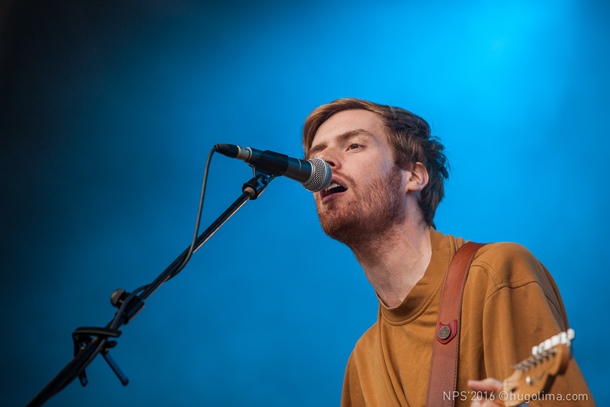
[302,98,449,227]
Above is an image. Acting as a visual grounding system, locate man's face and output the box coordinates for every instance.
[308,109,408,246]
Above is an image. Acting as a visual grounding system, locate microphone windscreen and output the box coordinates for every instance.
[303,158,332,192]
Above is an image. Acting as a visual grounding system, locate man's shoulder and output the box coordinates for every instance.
[474,241,538,265]
[468,241,551,289]
[433,229,546,286]
[350,320,381,355]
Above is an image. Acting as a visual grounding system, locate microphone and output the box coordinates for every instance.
[214,144,332,192]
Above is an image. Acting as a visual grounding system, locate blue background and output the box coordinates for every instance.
[1,1,608,405]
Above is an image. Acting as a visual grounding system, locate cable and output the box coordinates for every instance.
[109,147,216,328]
[168,147,216,280]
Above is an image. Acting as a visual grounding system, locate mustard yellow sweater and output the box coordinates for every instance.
[341,229,594,407]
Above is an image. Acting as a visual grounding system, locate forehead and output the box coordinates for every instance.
[312,109,388,146]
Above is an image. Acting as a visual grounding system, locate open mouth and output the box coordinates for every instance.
[321,180,347,200]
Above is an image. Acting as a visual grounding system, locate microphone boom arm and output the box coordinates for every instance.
[26,169,276,407]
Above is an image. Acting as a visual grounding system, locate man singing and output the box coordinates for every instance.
[302,98,594,406]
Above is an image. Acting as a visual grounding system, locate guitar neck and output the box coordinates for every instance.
[501,329,574,407]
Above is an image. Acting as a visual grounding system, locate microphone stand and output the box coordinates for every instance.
[26,170,276,407]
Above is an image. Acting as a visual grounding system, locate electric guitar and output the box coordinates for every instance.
[501,329,574,406]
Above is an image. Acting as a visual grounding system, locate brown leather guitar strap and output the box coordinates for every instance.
[426,241,485,407]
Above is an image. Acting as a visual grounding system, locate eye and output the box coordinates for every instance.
[348,143,361,150]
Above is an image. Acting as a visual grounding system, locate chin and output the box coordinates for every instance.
[319,212,365,245]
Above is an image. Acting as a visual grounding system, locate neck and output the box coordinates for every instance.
[350,223,432,308]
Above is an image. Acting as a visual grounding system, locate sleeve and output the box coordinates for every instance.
[474,243,595,406]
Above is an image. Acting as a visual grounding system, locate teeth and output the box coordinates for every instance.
[325,182,341,192]
[324,182,347,196]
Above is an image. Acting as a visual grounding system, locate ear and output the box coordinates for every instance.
[405,162,429,193]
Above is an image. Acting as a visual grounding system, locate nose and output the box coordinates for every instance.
[319,151,339,169]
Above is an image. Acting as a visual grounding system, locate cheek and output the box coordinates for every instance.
[357,162,392,185]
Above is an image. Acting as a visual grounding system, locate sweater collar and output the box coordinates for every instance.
[378,229,464,324]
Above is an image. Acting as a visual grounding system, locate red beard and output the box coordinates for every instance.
[316,166,406,248]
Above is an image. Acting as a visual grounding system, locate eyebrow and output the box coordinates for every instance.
[308,129,374,158]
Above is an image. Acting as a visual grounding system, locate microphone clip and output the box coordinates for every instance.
[71,327,129,387]
[242,168,276,200]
